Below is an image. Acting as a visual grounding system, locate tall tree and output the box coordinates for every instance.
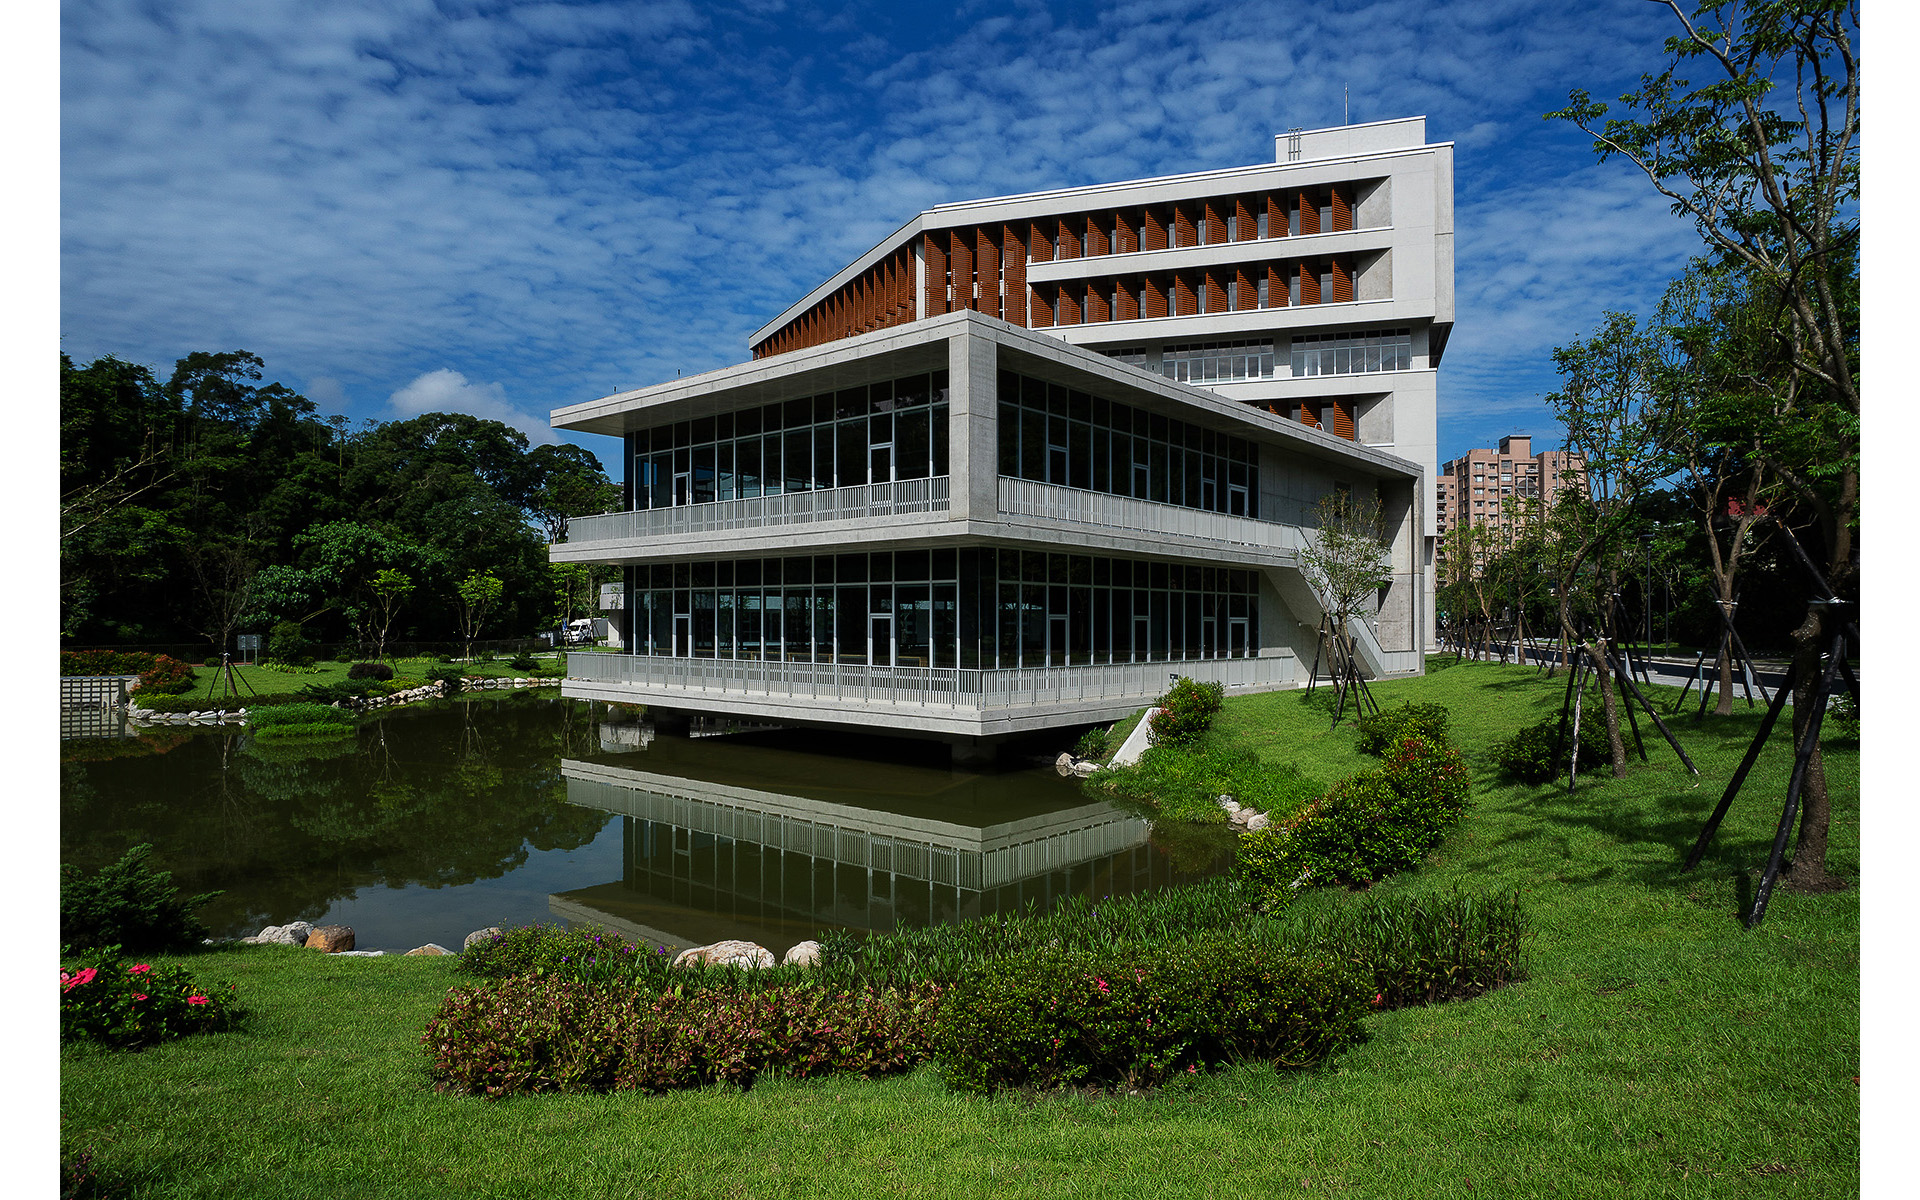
[1552,0,1857,885]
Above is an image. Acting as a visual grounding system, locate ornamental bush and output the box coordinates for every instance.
[423,977,942,1098]
[60,950,245,1049]
[931,932,1369,1094]
[1238,733,1472,893]
[345,661,395,681]
[1281,886,1530,1009]
[61,844,222,954]
[133,655,196,696]
[1491,712,1611,784]
[1147,677,1224,746]
[1354,702,1451,756]
[267,620,315,667]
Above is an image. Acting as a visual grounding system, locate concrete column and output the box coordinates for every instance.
[947,327,999,522]
[950,736,998,771]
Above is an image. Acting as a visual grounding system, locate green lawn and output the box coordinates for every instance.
[59,660,1859,1198]
[174,653,567,696]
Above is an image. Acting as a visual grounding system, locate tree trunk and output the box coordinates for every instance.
[1713,570,1737,717]
[1786,606,1840,891]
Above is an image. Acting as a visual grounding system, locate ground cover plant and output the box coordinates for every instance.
[58,660,1857,1198]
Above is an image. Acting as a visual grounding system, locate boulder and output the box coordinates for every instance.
[253,921,314,946]
[1071,760,1100,778]
[405,944,452,956]
[306,924,355,953]
[463,926,504,951]
[1054,752,1076,777]
[1244,812,1272,832]
[672,940,775,970]
[783,940,822,968]
[1217,797,1243,816]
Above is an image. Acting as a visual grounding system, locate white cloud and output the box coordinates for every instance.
[387,368,557,446]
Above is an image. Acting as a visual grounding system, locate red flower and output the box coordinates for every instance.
[132,993,148,1002]
[128,964,152,975]
[187,995,209,1006]
[61,968,99,992]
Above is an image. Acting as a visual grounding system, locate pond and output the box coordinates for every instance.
[60,694,1231,956]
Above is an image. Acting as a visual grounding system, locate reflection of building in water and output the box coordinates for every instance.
[61,705,134,741]
[555,757,1197,952]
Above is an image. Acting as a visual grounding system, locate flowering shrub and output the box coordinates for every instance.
[931,932,1368,1094]
[134,655,197,696]
[1147,677,1225,746]
[60,951,245,1049]
[1238,733,1472,893]
[423,978,942,1098]
[60,649,164,677]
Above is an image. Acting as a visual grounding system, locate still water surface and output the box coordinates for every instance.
[61,694,1227,955]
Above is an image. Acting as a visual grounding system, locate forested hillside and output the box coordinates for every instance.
[60,350,618,651]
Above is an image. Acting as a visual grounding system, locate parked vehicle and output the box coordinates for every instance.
[562,618,597,645]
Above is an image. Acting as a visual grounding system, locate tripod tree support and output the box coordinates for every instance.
[1682,656,1798,871]
[1603,643,1697,776]
[1745,623,1848,929]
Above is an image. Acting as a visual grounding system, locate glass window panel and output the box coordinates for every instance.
[897,408,930,479]
[931,404,948,476]
[837,421,866,488]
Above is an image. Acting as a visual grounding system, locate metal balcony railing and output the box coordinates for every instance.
[566,651,1293,711]
[996,477,1301,554]
[564,476,951,544]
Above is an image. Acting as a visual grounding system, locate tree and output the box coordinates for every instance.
[454,571,504,662]
[368,569,415,662]
[1299,488,1391,666]
[524,443,620,544]
[1650,262,1788,713]
[1545,311,1673,777]
[1552,0,1857,885]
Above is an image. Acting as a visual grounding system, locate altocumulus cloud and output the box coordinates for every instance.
[387,369,557,447]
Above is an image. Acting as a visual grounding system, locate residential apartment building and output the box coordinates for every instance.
[1434,435,1587,570]
[551,117,1451,763]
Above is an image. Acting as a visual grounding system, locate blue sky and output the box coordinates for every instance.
[59,0,1726,473]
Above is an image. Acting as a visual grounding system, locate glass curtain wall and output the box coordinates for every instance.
[625,549,1259,669]
[996,369,1259,518]
[625,370,950,510]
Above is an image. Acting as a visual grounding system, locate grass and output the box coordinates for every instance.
[58,659,1858,1199]
[170,653,566,696]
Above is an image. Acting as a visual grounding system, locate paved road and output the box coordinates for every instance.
[1435,642,1853,710]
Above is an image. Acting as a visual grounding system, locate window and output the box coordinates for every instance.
[1257,209,1269,238]
[1290,328,1412,377]
[1159,340,1275,384]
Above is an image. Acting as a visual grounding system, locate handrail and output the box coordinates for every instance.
[567,652,1293,711]
[996,477,1301,553]
[565,476,951,544]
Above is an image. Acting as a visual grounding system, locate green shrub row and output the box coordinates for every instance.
[1274,885,1529,1008]
[60,950,246,1049]
[423,979,941,1098]
[134,691,312,713]
[932,931,1369,1093]
[62,649,167,677]
[60,844,223,954]
[1238,727,1471,894]
[246,703,356,730]
[134,655,198,696]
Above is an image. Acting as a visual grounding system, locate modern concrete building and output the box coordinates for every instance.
[551,117,1451,761]
[1434,435,1587,572]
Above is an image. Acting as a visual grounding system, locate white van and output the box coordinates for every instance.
[563,618,597,645]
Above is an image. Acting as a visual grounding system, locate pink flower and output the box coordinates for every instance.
[187,995,209,1006]
[131,993,147,1002]
[1094,977,1110,994]
[61,968,99,992]
[128,964,152,975]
